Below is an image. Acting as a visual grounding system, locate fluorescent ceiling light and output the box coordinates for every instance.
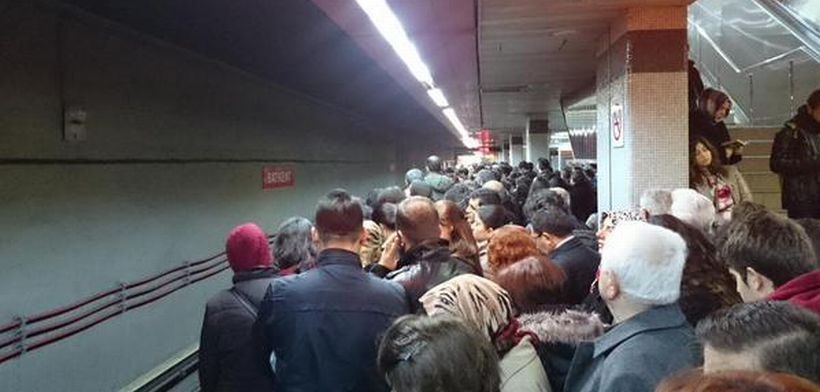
[442,108,468,136]
[356,0,434,86]
[462,137,480,149]
[427,88,449,108]
[356,0,474,148]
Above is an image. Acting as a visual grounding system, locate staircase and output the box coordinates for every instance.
[729,126,783,213]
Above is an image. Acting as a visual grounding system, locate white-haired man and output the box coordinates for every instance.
[670,188,717,233]
[639,188,672,218]
[564,221,698,392]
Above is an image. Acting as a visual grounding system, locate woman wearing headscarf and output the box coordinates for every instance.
[421,275,552,392]
[200,223,277,392]
[690,88,742,165]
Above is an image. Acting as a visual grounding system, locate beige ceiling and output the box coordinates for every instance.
[314,0,692,145]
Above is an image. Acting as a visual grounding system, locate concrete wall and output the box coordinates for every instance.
[0,2,425,390]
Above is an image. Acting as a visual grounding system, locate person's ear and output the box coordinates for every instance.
[746,267,774,292]
[311,227,320,243]
[599,270,620,301]
[358,227,368,246]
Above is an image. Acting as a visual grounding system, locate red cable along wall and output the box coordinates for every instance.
[0,243,249,365]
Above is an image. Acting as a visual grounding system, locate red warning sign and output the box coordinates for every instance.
[262,166,295,189]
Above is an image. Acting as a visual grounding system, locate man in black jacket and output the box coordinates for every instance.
[771,89,820,219]
[199,223,277,392]
[370,196,479,311]
[531,208,600,305]
[255,189,409,392]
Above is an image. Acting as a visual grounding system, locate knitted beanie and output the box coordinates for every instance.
[226,223,273,272]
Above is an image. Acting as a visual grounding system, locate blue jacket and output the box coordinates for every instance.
[564,304,699,392]
[256,249,409,392]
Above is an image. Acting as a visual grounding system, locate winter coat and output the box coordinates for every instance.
[199,269,278,392]
[371,239,479,311]
[519,310,605,392]
[499,337,553,392]
[690,111,741,165]
[548,237,600,306]
[256,249,409,392]
[769,269,820,314]
[563,305,699,392]
[693,165,752,217]
[770,105,820,218]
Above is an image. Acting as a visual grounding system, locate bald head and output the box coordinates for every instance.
[396,196,441,248]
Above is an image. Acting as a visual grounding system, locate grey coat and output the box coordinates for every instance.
[563,305,699,392]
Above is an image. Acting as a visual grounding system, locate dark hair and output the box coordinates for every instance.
[315,189,363,243]
[529,174,550,195]
[530,208,576,238]
[273,217,317,271]
[372,202,398,231]
[477,205,510,230]
[796,218,820,259]
[657,369,820,392]
[469,188,502,207]
[648,214,741,325]
[537,157,552,173]
[426,155,443,173]
[719,209,817,286]
[523,189,568,222]
[690,137,728,187]
[475,169,497,186]
[698,87,731,120]
[378,315,500,392]
[444,183,474,207]
[548,173,569,190]
[494,255,566,313]
[405,168,425,185]
[377,186,406,204]
[807,88,820,110]
[435,200,480,269]
[696,301,820,383]
[396,196,441,247]
[409,180,433,198]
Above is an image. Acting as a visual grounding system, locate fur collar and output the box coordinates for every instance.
[518,309,605,344]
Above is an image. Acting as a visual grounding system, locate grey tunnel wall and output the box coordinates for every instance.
[0,2,434,390]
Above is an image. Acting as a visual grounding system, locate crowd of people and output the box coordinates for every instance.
[196,89,820,392]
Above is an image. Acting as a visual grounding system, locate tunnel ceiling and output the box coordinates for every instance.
[315,0,692,145]
[59,0,461,148]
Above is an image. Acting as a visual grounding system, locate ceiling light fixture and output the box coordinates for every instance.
[356,0,476,148]
[427,88,449,108]
[355,0,433,86]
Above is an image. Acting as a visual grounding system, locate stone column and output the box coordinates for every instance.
[526,118,550,163]
[509,134,524,165]
[596,6,689,212]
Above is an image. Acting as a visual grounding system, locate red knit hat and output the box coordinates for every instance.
[226,223,273,272]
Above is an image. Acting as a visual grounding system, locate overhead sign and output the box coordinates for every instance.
[611,103,624,148]
[262,166,295,189]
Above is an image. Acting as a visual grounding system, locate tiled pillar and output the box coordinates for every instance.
[596,6,689,212]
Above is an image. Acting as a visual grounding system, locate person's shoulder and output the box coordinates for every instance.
[612,322,695,361]
[724,165,742,177]
[204,289,234,311]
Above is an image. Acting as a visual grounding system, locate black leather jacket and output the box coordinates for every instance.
[374,239,479,311]
[770,105,820,214]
